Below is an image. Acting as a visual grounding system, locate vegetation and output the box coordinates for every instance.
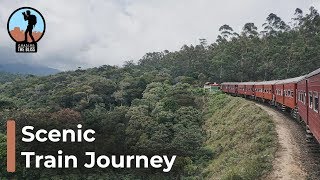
[138,7,320,82]
[0,6,320,179]
[202,94,276,179]
[0,72,21,83]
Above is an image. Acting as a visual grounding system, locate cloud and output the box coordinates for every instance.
[0,0,318,70]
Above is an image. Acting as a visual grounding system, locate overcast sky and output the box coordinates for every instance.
[0,0,319,70]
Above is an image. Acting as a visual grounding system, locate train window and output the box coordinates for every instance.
[299,92,302,102]
[298,92,301,102]
[304,92,306,104]
[293,91,295,97]
[314,92,319,113]
[309,92,313,109]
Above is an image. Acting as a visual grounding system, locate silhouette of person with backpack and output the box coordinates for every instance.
[22,10,37,43]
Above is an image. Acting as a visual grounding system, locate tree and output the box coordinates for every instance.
[262,13,290,36]
[242,23,258,38]
[218,24,236,41]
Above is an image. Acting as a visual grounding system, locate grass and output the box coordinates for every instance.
[201,93,277,180]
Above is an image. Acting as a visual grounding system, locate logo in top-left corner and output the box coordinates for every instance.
[7,7,46,53]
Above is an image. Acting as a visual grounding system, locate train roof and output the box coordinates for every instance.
[221,82,238,85]
[254,80,279,85]
[305,68,320,78]
[275,76,306,84]
[238,82,255,85]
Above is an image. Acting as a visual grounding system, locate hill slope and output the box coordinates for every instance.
[202,94,277,179]
[0,64,59,75]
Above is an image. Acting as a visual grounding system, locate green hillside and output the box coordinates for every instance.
[0,72,21,84]
[202,94,276,179]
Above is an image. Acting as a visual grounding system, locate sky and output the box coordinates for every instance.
[0,0,319,71]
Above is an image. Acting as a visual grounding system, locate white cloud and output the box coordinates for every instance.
[0,0,318,70]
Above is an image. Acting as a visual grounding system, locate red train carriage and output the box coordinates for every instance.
[275,76,305,110]
[263,80,278,101]
[220,68,320,144]
[275,80,285,105]
[244,82,255,97]
[297,79,308,124]
[299,68,320,143]
[254,81,278,102]
[221,83,229,93]
[237,82,246,96]
[229,82,238,94]
[221,82,238,94]
[254,82,264,99]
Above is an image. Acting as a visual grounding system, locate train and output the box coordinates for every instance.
[221,68,320,143]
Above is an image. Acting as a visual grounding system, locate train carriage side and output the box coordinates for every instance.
[284,83,296,109]
[263,80,278,101]
[230,83,238,95]
[254,82,264,99]
[297,79,308,124]
[244,82,255,97]
[221,83,229,93]
[275,76,305,110]
[221,82,238,95]
[224,82,238,95]
[275,81,284,105]
[305,69,320,143]
[238,82,246,96]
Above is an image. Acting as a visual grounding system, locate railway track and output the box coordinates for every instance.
[253,101,320,179]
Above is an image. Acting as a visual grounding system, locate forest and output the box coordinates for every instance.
[0,6,320,179]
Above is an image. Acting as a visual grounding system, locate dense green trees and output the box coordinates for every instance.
[0,68,208,178]
[136,7,320,82]
[0,72,21,83]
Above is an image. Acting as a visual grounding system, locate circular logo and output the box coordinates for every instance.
[7,7,46,43]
